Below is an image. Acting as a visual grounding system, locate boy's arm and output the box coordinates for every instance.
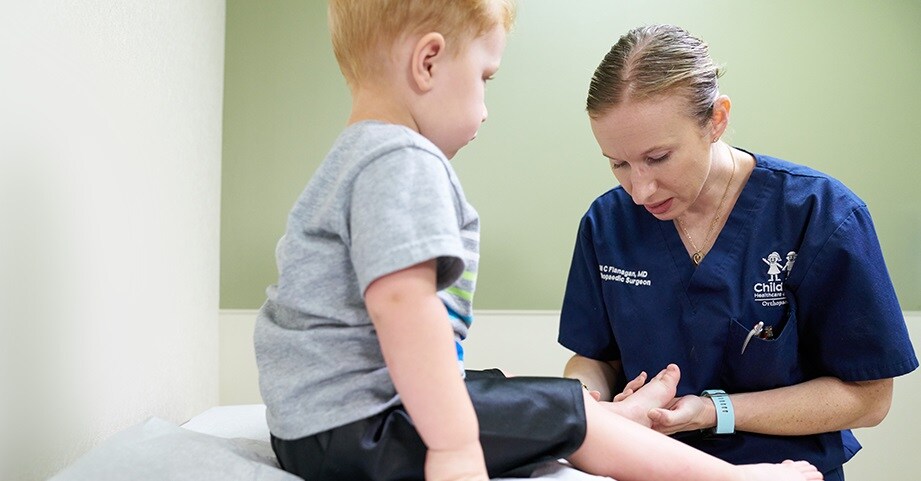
[364,259,487,481]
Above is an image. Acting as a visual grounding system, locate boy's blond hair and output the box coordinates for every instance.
[328,0,516,88]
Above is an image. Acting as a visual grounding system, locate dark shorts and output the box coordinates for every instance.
[271,370,587,481]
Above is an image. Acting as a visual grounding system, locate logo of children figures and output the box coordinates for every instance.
[762,252,782,281]
[784,251,797,276]
[762,251,797,281]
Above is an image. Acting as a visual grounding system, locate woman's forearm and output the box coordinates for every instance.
[730,376,893,435]
[564,354,620,401]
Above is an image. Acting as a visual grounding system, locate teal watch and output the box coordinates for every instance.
[701,389,735,435]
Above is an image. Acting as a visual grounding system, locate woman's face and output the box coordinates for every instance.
[589,94,717,221]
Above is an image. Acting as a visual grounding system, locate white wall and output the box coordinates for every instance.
[0,2,225,479]
[220,310,921,481]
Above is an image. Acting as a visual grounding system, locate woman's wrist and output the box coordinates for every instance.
[695,395,712,429]
[700,390,735,435]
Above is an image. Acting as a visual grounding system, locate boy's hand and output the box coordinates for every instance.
[425,441,489,481]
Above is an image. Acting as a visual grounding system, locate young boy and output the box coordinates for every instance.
[254,1,824,480]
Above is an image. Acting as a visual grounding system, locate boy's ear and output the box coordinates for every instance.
[411,32,446,92]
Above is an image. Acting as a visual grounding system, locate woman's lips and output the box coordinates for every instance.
[645,198,673,215]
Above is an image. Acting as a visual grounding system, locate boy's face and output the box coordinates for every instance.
[422,25,507,159]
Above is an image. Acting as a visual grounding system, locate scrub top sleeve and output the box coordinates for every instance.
[349,150,465,295]
[558,215,621,361]
[795,206,918,382]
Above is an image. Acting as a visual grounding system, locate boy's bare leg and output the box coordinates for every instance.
[602,364,680,427]
[739,461,824,481]
[568,390,823,481]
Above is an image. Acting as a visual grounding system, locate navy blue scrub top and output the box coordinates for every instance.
[559,152,918,473]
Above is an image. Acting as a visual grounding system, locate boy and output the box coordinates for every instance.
[254,1,823,480]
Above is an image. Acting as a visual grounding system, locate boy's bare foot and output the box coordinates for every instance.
[739,460,824,481]
[603,364,680,426]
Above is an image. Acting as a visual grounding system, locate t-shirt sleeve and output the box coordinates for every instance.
[349,147,465,295]
[796,206,918,381]
[558,214,621,361]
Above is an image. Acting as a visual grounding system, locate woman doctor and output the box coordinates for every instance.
[559,24,918,481]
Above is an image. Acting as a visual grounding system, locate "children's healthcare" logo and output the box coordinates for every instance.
[752,251,796,307]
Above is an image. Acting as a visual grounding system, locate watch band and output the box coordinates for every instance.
[701,389,735,435]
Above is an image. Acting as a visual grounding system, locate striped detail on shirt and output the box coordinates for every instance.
[441,208,479,366]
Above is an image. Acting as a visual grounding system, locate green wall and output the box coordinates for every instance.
[222,1,921,310]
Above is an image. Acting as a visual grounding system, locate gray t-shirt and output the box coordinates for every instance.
[254,121,480,440]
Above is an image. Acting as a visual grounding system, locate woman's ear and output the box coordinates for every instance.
[709,95,732,142]
[411,32,446,93]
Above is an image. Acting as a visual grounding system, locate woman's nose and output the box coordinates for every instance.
[629,169,657,205]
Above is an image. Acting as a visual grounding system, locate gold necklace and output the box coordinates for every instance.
[675,144,737,266]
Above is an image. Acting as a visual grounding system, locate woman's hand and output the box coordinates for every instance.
[586,388,602,402]
[612,370,648,402]
[598,364,681,428]
[646,394,712,435]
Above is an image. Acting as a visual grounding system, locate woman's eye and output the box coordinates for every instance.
[648,153,670,163]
